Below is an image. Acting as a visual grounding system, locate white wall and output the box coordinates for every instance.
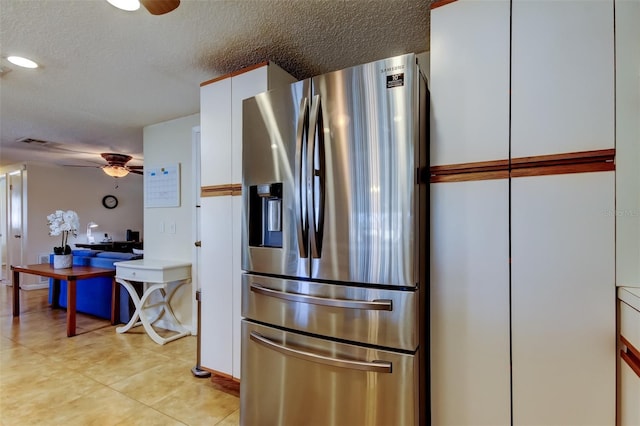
[143,113,198,330]
[29,163,143,245]
[0,162,143,287]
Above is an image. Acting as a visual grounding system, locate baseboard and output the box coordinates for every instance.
[21,283,49,291]
[154,318,194,334]
[210,372,240,397]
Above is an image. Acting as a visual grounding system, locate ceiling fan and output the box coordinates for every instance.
[65,153,143,177]
[107,0,180,15]
[100,153,144,177]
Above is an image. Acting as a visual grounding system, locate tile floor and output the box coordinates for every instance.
[0,284,239,425]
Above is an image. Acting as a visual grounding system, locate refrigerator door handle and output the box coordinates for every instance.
[250,283,393,311]
[307,94,325,259]
[250,331,393,373]
[295,96,309,259]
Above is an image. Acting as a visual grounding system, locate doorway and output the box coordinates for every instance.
[1,169,25,282]
[0,175,6,281]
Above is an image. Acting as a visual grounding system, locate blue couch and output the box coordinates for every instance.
[48,249,142,322]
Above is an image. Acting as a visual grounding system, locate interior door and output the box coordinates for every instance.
[310,54,418,287]
[0,175,7,281]
[8,171,24,270]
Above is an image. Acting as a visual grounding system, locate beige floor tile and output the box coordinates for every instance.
[110,359,195,405]
[217,409,240,426]
[45,387,154,426]
[151,381,240,425]
[115,408,188,426]
[0,286,241,426]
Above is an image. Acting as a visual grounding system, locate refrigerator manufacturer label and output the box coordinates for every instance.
[386,73,404,88]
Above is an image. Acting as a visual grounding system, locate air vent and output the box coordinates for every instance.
[16,137,51,145]
[0,66,12,77]
[38,254,50,283]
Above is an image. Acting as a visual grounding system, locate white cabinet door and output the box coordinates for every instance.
[430,179,511,426]
[511,0,614,157]
[429,0,510,166]
[619,359,640,426]
[511,172,615,425]
[615,0,640,286]
[199,196,234,375]
[200,78,232,186]
[619,296,640,426]
[231,195,242,379]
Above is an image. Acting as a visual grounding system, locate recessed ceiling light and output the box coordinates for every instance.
[7,56,38,69]
[106,0,140,12]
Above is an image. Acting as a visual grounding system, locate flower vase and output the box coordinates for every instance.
[53,254,72,269]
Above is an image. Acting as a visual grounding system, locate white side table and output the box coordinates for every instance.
[114,259,192,345]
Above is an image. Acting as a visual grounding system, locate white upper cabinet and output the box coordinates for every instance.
[511,0,615,158]
[430,0,510,166]
[200,78,232,187]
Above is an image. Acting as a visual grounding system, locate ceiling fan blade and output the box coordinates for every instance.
[128,165,144,170]
[130,169,144,175]
[140,0,180,15]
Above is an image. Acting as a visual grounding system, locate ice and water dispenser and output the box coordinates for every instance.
[248,183,283,248]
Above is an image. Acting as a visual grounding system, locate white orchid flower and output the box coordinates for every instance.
[47,209,80,254]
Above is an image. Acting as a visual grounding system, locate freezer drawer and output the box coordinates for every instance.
[241,321,419,426]
[242,273,418,351]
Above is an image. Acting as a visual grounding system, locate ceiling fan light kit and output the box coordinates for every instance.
[106,0,140,12]
[100,153,144,177]
[103,165,130,177]
[140,0,180,15]
[106,0,180,15]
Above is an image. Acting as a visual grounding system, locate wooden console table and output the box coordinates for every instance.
[114,259,191,345]
[11,264,117,337]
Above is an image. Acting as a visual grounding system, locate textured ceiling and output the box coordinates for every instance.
[0,0,430,168]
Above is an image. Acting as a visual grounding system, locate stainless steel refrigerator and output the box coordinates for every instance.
[241,53,429,426]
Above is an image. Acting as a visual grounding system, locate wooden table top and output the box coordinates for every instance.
[11,264,116,280]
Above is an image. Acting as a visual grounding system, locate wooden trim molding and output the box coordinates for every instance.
[200,62,269,87]
[510,149,615,170]
[430,159,509,182]
[510,149,615,178]
[211,373,240,397]
[200,369,241,397]
[621,335,640,364]
[621,349,640,378]
[430,149,615,183]
[511,161,615,178]
[431,170,509,183]
[201,184,242,197]
[430,0,458,9]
